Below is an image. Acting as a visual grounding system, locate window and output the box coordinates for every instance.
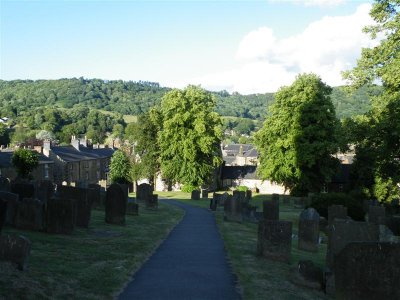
[44,164,49,179]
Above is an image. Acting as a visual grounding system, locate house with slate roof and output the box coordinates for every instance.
[0,149,54,181]
[222,144,258,166]
[42,136,114,187]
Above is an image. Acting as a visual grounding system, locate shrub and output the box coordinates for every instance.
[236,186,248,192]
[181,184,198,193]
[11,148,39,179]
[309,192,366,221]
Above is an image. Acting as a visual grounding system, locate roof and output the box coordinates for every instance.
[221,165,258,180]
[0,150,53,168]
[224,144,253,153]
[244,148,258,158]
[51,145,114,162]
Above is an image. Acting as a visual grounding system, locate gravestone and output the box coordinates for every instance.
[45,198,75,234]
[0,199,7,233]
[15,198,44,231]
[58,186,93,228]
[326,219,379,269]
[246,190,252,201]
[289,260,323,290]
[327,205,347,226]
[298,208,320,252]
[0,191,19,226]
[213,192,229,207]
[137,183,152,202]
[0,234,31,270]
[191,190,200,200]
[283,197,290,205]
[105,184,127,225]
[0,176,10,192]
[201,190,208,199]
[210,197,217,211]
[126,199,139,216]
[242,204,258,223]
[257,220,292,263]
[35,180,55,203]
[11,182,35,201]
[335,242,400,300]
[368,206,386,225]
[386,216,400,236]
[224,193,242,222]
[88,184,102,208]
[233,190,247,206]
[145,194,158,210]
[263,197,279,221]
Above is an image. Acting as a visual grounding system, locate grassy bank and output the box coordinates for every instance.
[0,202,183,299]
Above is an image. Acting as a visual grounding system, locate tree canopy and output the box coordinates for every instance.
[109,150,131,184]
[11,148,39,179]
[255,73,340,194]
[343,0,400,202]
[158,86,223,188]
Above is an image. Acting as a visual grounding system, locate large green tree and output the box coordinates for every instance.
[255,73,340,194]
[109,150,131,184]
[343,0,400,202]
[158,85,223,188]
[11,148,39,179]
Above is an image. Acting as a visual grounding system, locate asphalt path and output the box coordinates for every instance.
[118,199,241,300]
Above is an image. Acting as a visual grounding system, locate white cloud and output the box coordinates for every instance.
[184,3,377,94]
[270,0,347,7]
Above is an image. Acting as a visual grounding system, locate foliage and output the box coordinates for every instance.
[236,186,248,192]
[35,130,56,141]
[181,184,198,193]
[158,85,223,187]
[342,0,400,202]
[0,123,10,146]
[309,192,365,221]
[11,148,39,179]
[109,150,131,184]
[255,73,340,194]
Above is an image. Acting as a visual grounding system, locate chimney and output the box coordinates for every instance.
[71,136,80,151]
[43,139,51,157]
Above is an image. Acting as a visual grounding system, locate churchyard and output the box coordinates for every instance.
[0,181,183,299]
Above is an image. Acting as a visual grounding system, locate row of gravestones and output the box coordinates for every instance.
[211,190,257,222]
[255,194,400,299]
[136,183,158,210]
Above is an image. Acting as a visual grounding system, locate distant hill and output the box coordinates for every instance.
[0,78,380,121]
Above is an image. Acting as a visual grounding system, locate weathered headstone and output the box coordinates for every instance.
[15,198,44,231]
[11,182,35,201]
[137,183,152,202]
[0,176,10,192]
[224,193,242,222]
[105,184,127,225]
[327,205,347,226]
[0,199,7,233]
[0,234,31,270]
[326,219,379,269]
[58,186,93,228]
[45,198,75,234]
[145,194,158,210]
[126,199,139,216]
[368,205,386,225]
[201,190,208,199]
[0,191,19,226]
[335,242,400,300]
[257,220,292,263]
[35,180,55,203]
[263,197,279,221]
[298,208,320,252]
[191,190,200,200]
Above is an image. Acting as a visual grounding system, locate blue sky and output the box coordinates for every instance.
[1,0,375,94]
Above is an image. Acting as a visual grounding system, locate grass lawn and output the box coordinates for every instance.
[157,191,330,300]
[0,202,183,299]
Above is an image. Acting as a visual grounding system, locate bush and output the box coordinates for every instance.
[309,192,366,221]
[236,186,248,192]
[11,148,39,179]
[181,184,198,193]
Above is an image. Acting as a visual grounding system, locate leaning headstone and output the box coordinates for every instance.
[263,197,279,221]
[137,183,152,202]
[45,198,75,234]
[0,176,10,192]
[0,234,31,270]
[335,242,400,300]
[191,190,200,200]
[224,193,242,222]
[105,184,127,225]
[257,220,292,263]
[15,198,44,231]
[126,199,139,216]
[201,189,208,199]
[0,191,19,226]
[326,219,379,269]
[327,205,347,226]
[298,208,320,252]
[11,182,35,201]
[145,194,158,210]
[0,199,7,233]
[368,205,386,225]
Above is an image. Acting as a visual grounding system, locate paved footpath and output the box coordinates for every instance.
[118,199,241,300]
